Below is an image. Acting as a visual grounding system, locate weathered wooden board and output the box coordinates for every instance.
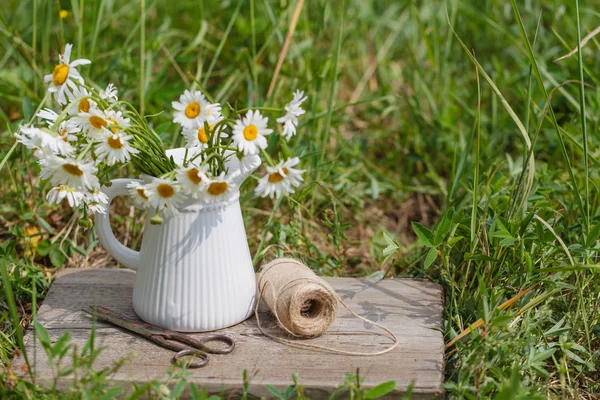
[16,268,444,399]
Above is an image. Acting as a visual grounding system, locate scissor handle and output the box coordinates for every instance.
[198,334,236,354]
[157,332,235,355]
[172,349,209,369]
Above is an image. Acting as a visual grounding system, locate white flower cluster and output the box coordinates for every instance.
[16,43,134,216]
[17,42,309,224]
[129,88,308,216]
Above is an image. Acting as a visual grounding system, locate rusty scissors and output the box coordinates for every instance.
[83,306,235,368]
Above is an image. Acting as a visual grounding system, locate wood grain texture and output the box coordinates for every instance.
[16,268,444,399]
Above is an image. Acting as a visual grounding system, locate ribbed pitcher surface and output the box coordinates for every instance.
[132,192,256,332]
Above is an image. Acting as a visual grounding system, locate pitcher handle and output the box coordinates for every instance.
[94,179,142,271]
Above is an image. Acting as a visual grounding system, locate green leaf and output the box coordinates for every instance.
[36,240,51,256]
[72,245,88,257]
[172,379,188,398]
[36,216,53,234]
[34,320,51,353]
[412,222,434,247]
[586,222,600,248]
[447,236,464,248]
[434,207,454,245]
[49,243,67,268]
[99,388,125,400]
[51,331,72,359]
[499,237,518,247]
[364,381,396,399]
[532,348,557,363]
[424,247,438,270]
[265,385,284,399]
[465,254,499,262]
[382,232,399,256]
[536,264,600,273]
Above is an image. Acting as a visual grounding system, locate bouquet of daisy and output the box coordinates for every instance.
[16,43,307,226]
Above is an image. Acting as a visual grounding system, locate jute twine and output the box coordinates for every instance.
[256,258,399,356]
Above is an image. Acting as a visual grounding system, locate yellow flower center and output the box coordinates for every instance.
[197,127,209,144]
[187,168,202,185]
[60,129,69,142]
[185,102,201,118]
[243,124,258,141]
[105,117,119,134]
[107,135,123,149]
[157,183,175,198]
[62,163,84,176]
[59,9,69,19]
[208,182,228,196]
[52,63,69,86]
[268,168,288,183]
[90,116,108,129]
[136,188,148,200]
[78,98,90,113]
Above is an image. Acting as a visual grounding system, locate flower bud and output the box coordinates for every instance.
[79,217,93,228]
[150,214,163,225]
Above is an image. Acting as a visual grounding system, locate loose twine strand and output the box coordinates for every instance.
[254,259,399,356]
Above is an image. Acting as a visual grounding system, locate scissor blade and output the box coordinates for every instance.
[83,306,157,338]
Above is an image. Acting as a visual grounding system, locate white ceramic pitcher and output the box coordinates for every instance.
[95,148,259,332]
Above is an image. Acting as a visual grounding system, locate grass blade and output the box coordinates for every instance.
[575,0,590,229]
[202,0,243,88]
[509,0,586,227]
[0,257,32,378]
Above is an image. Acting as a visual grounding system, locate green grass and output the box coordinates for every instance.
[1,0,600,398]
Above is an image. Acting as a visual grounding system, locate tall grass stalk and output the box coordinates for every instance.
[575,0,589,229]
[318,0,344,168]
[510,0,586,226]
[140,0,146,115]
[470,56,480,247]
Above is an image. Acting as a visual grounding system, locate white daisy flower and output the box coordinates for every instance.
[222,150,261,186]
[15,126,75,157]
[36,109,79,142]
[181,118,225,149]
[43,43,91,105]
[255,157,305,199]
[176,164,210,198]
[58,119,80,141]
[231,110,273,155]
[204,172,236,203]
[94,130,138,165]
[37,108,60,125]
[277,90,307,141]
[172,90,222,130]
[99,83,118,103]
[39,155,99,190]
[182,125,210,149]
[72,108,111,135]
[46,185,85,207]
[83,189,109,214]
[67,86,97,116]
[103,109,131,135]
[146,178,186,217]
[127,181,151,210]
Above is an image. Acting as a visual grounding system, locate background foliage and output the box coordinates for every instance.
[1,0,599,398]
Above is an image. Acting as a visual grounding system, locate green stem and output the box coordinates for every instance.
[260,148,276,167]
[252,196,282,265]
[76,140,95,161]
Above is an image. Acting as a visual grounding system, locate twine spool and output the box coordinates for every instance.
[258,258,338,337]
[256,258,399,356]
